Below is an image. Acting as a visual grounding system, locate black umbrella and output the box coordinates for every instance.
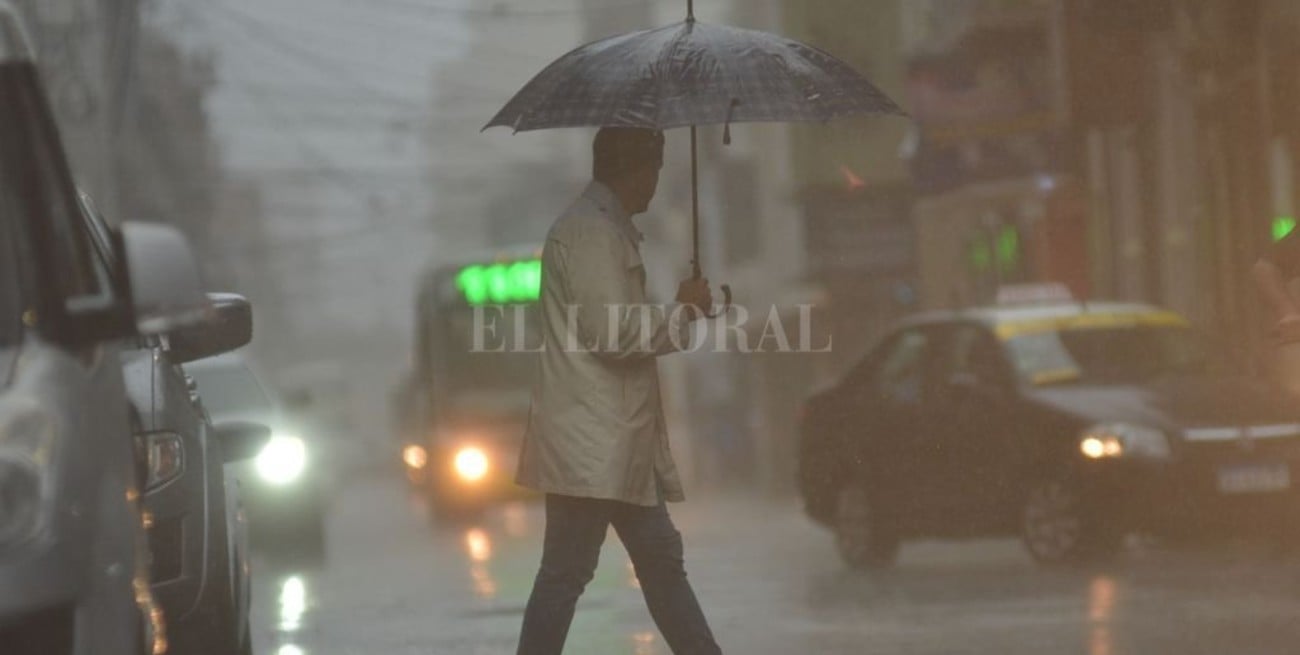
[486,1,905,315]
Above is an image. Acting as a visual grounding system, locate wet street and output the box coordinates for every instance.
[250,474,1300,655]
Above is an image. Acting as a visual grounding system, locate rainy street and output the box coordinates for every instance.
[250,473,1300,655]
[13,2,1300,655]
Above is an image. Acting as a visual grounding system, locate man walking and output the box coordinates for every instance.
[515,127,721,655]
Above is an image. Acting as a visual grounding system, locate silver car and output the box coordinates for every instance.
[188,354,329,563]
[0,7,210,654]
[80,189,266,655]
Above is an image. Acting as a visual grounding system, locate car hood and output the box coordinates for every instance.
[1024,375,1300,432]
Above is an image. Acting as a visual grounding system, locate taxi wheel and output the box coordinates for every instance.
[1022,478,1122,565]
[833,481,899,569]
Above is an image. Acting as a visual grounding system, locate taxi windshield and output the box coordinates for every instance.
[1004,324,1224,386]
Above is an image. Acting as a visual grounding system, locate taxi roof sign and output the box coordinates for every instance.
[995,283,1076,306]
[0,3,34,62]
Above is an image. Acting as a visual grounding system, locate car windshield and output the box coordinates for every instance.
[1005,325,1225,385]
[189,363,275,420]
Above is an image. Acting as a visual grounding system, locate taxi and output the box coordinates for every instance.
[798,286,1300,567]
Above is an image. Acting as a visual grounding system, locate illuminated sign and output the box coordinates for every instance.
[455,259,542,306]
[1273,216,1296,242]
[970,225,1021,273]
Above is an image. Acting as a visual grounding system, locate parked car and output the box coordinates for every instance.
[799,293,1300,567]
[187,353,328,561]
[0,8,208,653]
[77,191,268,655]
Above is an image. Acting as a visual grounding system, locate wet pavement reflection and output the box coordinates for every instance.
[1088,576,1116,655]
[465,528,498,600]
[248,476,1300,655]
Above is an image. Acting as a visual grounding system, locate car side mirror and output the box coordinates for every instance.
[214,421,270,463]
[119,221,209,335]
[166,293,253,364]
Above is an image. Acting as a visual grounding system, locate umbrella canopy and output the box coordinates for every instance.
[486,13,905,316]
[485,20,905,132]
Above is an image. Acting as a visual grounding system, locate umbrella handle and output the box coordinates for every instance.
[703,284,732,319]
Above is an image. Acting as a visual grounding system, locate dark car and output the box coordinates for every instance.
[799,299,1300,567]
[0,9,209,653]
[187,353,328,561]
[78,192,267,655]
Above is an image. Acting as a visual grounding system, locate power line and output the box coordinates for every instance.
[193,0,577,85]
[182,0,427,111]
[185,5,420,203]
[184,0,536,63]
[210,218,435,257]
[208,81,435,111]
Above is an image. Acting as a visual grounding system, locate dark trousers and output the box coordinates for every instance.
[517,494,721,655]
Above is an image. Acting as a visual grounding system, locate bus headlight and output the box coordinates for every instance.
[453,446,489,483]
[256,435,307,485]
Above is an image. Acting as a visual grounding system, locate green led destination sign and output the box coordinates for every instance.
[456,259,542,306]
[1273,216,1296,242]
[969,225,1021,273]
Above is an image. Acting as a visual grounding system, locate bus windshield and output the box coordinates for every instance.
[438,303,541,402]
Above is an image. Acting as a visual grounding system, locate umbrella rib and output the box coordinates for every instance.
[650,21,699,129]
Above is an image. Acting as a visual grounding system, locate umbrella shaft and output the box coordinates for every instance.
[691,124,701,278]
[687,0,694,21]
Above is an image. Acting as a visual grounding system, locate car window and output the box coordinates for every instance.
[1005,325,1224,385]
[0,206,25,348]
[945,324,1009,387]
[0,65,114,323]
[875,329,930,405]
[14,88,102,302]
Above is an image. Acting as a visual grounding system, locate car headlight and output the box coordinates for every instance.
[402,444,428,471]
[0,456,43,546]
[452,446,489,483]
[144,432,184,490]
[0,403,57,549]
[256,435,307,485]
[1080,423,1170,459]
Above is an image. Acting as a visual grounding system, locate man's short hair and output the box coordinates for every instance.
[593,127,664,184]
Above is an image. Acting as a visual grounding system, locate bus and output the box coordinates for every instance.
[402,247,543,517]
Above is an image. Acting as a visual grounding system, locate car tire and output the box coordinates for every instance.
[191,517,242,655]
[1021,476,1123,565]
[177,444,243,655]
[833,481,899,569]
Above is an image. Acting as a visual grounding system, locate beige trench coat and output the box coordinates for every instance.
[515,182,692,506]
